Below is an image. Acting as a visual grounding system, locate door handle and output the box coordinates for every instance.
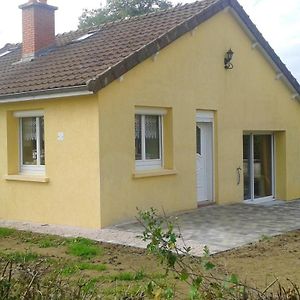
[237,167,242,185]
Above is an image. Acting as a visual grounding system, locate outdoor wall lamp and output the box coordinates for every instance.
[224,48,234,69]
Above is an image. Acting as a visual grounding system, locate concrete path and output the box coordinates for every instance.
[1,200,300,256]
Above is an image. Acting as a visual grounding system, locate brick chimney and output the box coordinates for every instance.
[19,0,58,60]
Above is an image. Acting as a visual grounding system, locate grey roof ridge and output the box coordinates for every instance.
[55,2,193,40]
[0,3,190,53]
[87,0,300,97]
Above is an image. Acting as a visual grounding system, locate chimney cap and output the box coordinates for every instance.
[19,0,57,11]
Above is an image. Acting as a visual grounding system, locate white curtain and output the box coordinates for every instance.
[22,117,36,141]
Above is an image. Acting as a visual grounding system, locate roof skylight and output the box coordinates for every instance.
[74,32,96,42]
[0,50,11,58]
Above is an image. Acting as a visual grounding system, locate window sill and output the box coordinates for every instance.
[4,174,49,183]
[133,169,177,179]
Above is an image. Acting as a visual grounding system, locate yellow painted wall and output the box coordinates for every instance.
[1,9,300,229]
[97,10,300,227]
[0,96,101,228]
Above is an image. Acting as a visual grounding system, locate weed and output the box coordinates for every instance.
[112,271,146,281]
[0,251,39,263]
[0,227,16,237]
[60,265,78,276]
[67,237,103,258]
[102,283,146,298]
[260,235,271,242]
[80,278,99,294]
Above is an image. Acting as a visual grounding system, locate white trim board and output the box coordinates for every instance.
[14,110,44,118]
[135,107,167,115]
[0,90,93,104]
[196,110,214,122]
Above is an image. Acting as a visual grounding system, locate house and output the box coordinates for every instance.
[0,0,300,229]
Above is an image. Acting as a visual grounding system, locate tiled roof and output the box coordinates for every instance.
[0,0,299,100]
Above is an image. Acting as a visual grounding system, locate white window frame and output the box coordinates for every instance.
[135,108,166,171]
[14,110,45,175]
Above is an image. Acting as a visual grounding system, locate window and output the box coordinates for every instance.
[14,111,45,175]
[135,108,166,171]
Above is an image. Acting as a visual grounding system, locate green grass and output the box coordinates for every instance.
[0,251,39,263]
[17,232,66,248]
[67,237,103,258]
[0,227,16,237]
[60,262,107,276]
[77,262,107,271]
[37,237,64,248]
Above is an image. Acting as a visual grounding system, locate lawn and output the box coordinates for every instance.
[0,226,299,299]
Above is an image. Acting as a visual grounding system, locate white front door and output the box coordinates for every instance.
[196,122,213,202]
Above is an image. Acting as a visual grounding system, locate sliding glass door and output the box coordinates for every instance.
[243,134,274,201]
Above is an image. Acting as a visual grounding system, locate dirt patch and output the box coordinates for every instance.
[212,230,300,288]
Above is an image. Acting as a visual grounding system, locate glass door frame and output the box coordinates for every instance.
[243,132,275,202]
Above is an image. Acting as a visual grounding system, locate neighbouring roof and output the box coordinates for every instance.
[0,0,299,100]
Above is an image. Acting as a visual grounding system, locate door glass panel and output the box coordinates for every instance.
[196,126,201,155]
[253,135,272,198]
[243,135,251,200]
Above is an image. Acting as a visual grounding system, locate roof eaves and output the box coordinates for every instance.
[0,85,92,103]
[87,0,230,93]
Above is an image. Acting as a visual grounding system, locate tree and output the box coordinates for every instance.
[78,0,173,29]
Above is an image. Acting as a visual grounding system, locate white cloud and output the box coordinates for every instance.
[239,0,300,82]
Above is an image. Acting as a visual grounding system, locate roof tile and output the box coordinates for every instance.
[0,0,299,98]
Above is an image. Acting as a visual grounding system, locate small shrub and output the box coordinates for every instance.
[67,237,103,258]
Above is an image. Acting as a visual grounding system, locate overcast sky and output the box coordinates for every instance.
[0,0,299,81]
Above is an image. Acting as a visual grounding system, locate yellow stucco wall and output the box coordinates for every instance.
[1,9,300,229]
[97,10,300,227]
[0,96,101,228]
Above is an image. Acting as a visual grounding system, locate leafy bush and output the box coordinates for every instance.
[0,260,100,299]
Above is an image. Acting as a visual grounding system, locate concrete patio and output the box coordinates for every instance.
[1,199,300,256]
